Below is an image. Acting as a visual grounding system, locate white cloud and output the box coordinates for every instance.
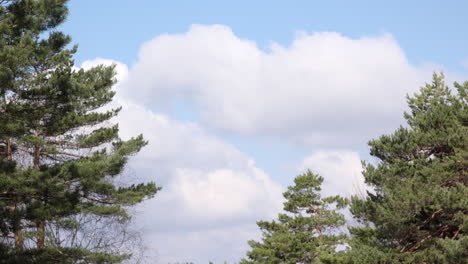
[145,224,260,264]
[78,26,466,262]
[172,168,281,219]
[81,58,129,83]
[118,24,434,147]
[80,58,284,263]
[300,150,366,197]
[115,100,283,222]
[116,101,283,263]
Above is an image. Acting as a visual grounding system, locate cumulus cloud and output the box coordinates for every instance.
[117,24,434,147]
[116,100,283,222]
[145,224,260,264]
[79,58,284,263]
[170,168,281,219]
[117,102,283,263]
[300,150,366,197]
[81,58,129,82]
[77,25,464,262]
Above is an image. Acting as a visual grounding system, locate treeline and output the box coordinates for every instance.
[0,1,157,263]
[241,74,468,263]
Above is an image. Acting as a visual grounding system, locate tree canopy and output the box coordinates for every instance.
[1,2,467,263]
[242,170,348,264]
[348,73,468,263]
[0,1,158,263]
[242,74,467,263]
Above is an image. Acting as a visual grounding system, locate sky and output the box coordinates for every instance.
[60,1,468,263]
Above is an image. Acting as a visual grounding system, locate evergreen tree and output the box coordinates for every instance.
[241,170,348,264]
[0,1,159,262]
[1,0,70,252]
[348,74,468,263]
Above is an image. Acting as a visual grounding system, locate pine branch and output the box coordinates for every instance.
[41,151,85,159]
[46,140,81,147]
[443,175,468,187]
[404,224,450,253]
[451,225,462,240]
[85,195,117,205]
[416,208,443,230]
[0,234,15,239]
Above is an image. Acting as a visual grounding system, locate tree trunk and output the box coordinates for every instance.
[37,222,45,248]
[3,94,23,249]
[6,139,12,161]
[34,124,45,248]
[13,204,23,250]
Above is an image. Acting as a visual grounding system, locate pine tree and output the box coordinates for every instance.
[0,1,159,262]
[241,170,348,264]
[1,0,70,252]
[348,74,468,263]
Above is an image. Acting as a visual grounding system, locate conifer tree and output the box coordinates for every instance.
[0,1,159,262]
[348,74,468,263]
[241,170,348,264]
[1,0,70,252]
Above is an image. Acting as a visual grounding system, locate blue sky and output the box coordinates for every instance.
[62,1,467,263]
[64,0,468,69]
[62,0,468,182]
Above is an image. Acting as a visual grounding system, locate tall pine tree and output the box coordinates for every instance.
[0,1,158,263]
[1,0,70,253]
[242,170,348,264]
[348,74,467,263]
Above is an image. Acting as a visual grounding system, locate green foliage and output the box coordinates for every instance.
[242,170,348,264]
[0,243,130,264]
[348,73,468,263]
[0,0,159,262]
